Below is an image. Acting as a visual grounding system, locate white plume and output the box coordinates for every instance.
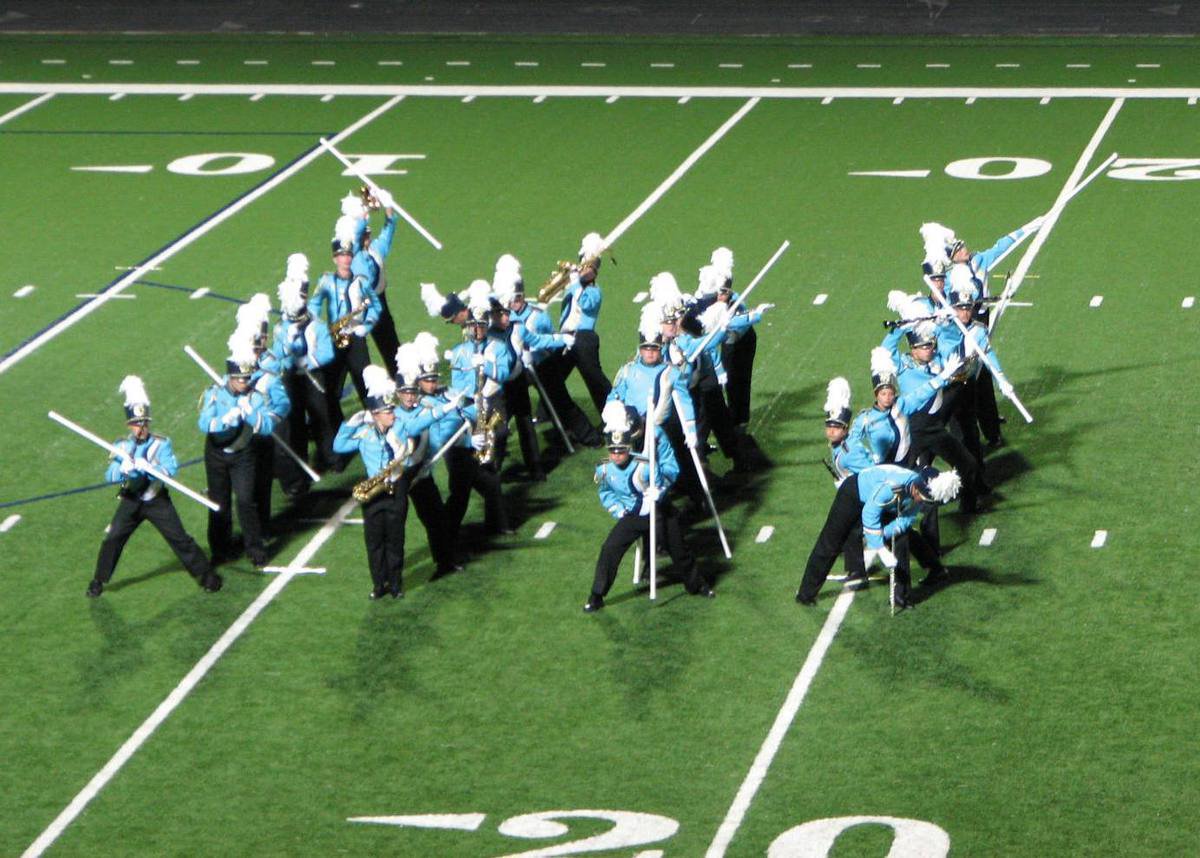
[333,214,357,249]
[340,192,365,218]
[492,267,521,303]
[227,329,259,368]
[420,282,447,317]
[698,300,729,333]
[285,252,309,281]
[236,293,271,331]
[465,278,493,308]
[710,246,734,279]
[911,320,939,343]
[870,347,898,380]
[947,264,978,302]
[887,289,915,314]
[601,400,630,434]
[413,331,440,368]
[579,231,605,259]
[278,278,306,317]
[119,375,149,408]
[919,221,956,259]
[823,377,851,416]
[649,272,682,308]
[638,302,663,345]
[926,470,962,503]
[395,342,421,387]
[696,264,725,298]
[495,253,521,275]
[362,364,394,400]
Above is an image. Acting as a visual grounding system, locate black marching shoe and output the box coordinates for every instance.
[692,585,716,599]
[891,593,914,612]
[795,591,816,606]
[919,565,950,588]
[369,585,388,600]
[86,579,104,598]
[248,551,269,569]
[202,573,223,593]
[583,594,605,613]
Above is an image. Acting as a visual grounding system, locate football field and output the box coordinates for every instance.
[2,34,1199,857]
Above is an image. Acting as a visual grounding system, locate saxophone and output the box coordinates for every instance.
[352,438,414,502]
[330,307,363,349]
[472,364,504,465]
[536,252,602,304]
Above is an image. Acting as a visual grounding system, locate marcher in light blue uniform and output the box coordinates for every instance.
[342,192,402,376]
[584,403,713,612]
[541,231,611,418]
[88,376,219,597]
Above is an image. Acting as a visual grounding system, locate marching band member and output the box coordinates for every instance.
[272,276,337,486]
[420,278,491,328]
[442,300,514,540]
[796,464,961,611]
[197,339,274,567]
[309,216,381,419]
[542,231,611,418]
[340,191,403,376]
[233,296,290,533]
[88,377,220,597]
[584,401,714,613]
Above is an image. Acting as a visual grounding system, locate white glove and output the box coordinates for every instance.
[609,504,624,518]
[560,333,576,350]
[221,407,242,427]
[568,271,581,288]
[444,390,467,410]
[753,303,775,316]
[119,456,138,475]
[346,409,370,427]
[645,485,661,503]
[862,549,877,569]
[470,353,488,368]
[998,379,1014,399]
[443,349,455,361]
[237,395,254,416]
[936,354,964,381]
[133,457,153,474]
[375,187,398,211]
[684,427,698,449]
[877,546,898,569]
[352,324,367,338]
[521,351,533,369]
[471,432,487,450]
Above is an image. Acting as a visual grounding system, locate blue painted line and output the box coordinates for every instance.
[0,129,331,137]
[0,457,203,510]
[0,134,330,365]
[137,279,246,305]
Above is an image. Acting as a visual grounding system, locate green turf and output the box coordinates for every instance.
[3,33,1199,858]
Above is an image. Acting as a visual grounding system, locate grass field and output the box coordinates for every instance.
[2,33,1199,857]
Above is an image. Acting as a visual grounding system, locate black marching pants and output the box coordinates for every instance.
[500,372,543,476]
[251,434,275,532]
[370,292,401,377]
[204,441,264,561]
[94,492,212,585]
[722,327,758,427]
[553,330,610,416]
[282,371,337,478]
[445,446,509,540]
[361,474,454,592]
[591,501,702,598]
[324,334,371,421]
[537,353,603,445]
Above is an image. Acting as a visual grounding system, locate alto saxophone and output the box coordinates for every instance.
[472,364,504,465]
[536,252,602,304]
[352,438,415,502]
[330,307,363,349]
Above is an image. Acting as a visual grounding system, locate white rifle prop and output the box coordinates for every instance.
[684,239,790,365]
[48,410,220,512]
[317,137,444,251]
[925,290,1034,424]
[524,359,574,454]
[672,390,733,560]
[646,389,658,601]
[416,418,471,480]
[990,151,1118,334]
[183,345,322,483]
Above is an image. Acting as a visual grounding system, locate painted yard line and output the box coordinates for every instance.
[108,59,133,65]
[605,95,620,103]
[250,93,264,101]
[6,83,1200,100]
[446,60,470,66]
[651,62,675,68]
[893,96,904,104]
[107,93,125,102]
[788,63,813,69]
[719,63,744,69]
[22,496,359,858]
[1091,530,1108,548]
[996,63,1021,68]
[821,96,834,104]
[1067,63,1092,68]
[320,94,335,102]
[1089,295,1104,307]
[378,60,403,66]
[603,97,758,248]
[461,95,476,103]
[533,95,546,103]
[677,96,690,104]
[632,291,648,302]
[0,95,404,376]
[581,62,606,68]
[190,287,210,300]
[979,527,997,547]
[244,59,267,66]
[998,97,1124,317]
[73,164,153,174]
[0,93,54,128]
[1191,97,1198,106]
[755,525,774,543]
[534,521,557,540]
[926,63,950,68]
[515,61,539,67]
[350,813,487,831]
[75,293,134,299]
[812,293,827,305]
[176,59,200,66]
[178,93,193,101]
[706,588,857,857]
[1182,296,1195,309]
[312,60,335,66]
[1137,63,1161,68]
[14,285,35,298]
[966,96,977,104]
[1040,97,1052,105]
[40,59,65,65]
[0,514,21,532]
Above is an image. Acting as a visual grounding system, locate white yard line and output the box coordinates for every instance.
[13,285,35,298]
[1091,530,1108,548]
[533,521,557,539]
[1182,296,1195,309]
[22,497,358,858]
[979,527,997,547]
[812,293,827,305]
[4,83,1200,100]
[754,526,774,543]
[0,514,21,532]
[998,98,1124,324]
[603,97,758,247]
[1089,295,1104,307]
[0,94,405,376]
[0,92,53,127]
[706,588,857,857]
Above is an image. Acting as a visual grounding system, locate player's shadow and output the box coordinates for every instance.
[909,563,1041,606]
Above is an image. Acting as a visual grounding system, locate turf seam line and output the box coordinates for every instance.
[0,92,53,127]
[998,97,1123,326]
[0,94,404,377]
[5,84,1200,99]
[21,496,359,858]
[705,587,857,857]
[604,97,758,248]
